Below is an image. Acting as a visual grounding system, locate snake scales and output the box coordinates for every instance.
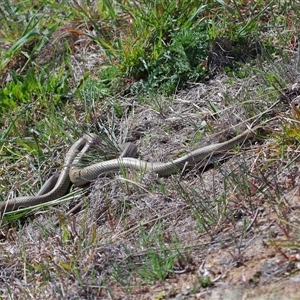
[0,127,257,213]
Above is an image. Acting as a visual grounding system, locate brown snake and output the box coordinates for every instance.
[1,127,257,213]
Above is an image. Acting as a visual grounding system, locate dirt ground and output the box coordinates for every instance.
[2,27,300,300]
[99,78,300,299]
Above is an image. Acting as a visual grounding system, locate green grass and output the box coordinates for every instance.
[1,0,300,298]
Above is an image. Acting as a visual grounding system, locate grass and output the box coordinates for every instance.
[1,0,300,298]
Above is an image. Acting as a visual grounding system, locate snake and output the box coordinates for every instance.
[0,127,257,213]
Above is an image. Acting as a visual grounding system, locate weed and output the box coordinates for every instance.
[0,66,70,115]
[1,0,300,298]
[136,223,180,282]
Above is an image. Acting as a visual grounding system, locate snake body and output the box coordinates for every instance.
[0,135,90,212]
[1,128,256,213]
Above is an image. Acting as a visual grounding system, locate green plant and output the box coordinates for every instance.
[0,66,70,115]
[137,223,180,281]
[1,0,300,298]
[0,1,63,73]
[138,248,177,281]
[130,24,210,94]
[68,0,211,94]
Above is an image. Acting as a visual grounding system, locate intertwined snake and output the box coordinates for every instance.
[0,127,257,213]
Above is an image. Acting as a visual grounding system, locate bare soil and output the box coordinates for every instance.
[1,27,300,300]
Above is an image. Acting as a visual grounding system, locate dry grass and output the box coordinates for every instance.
[2,69,300,298]
[1,1,300,299]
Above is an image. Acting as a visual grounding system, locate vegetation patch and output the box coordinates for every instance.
[1,0,300,299]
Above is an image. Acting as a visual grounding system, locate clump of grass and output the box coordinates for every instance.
[130,23,210,95]
[137,224,180,281]
[109,222,182,287]
[0,66,70,115]
[68,0,289,95]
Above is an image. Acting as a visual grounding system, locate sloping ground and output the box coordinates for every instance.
[2,66,300,299]
[1,20,300,299]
